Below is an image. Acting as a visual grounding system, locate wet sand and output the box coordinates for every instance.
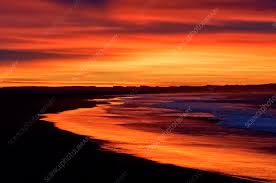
[43,94,276,182]
[4,91,257,183]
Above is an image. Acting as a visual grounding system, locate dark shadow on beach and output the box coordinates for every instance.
[3,86,272,183]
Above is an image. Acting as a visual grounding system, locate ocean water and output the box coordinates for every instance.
[147,93,276,133]
[43,92,276,182]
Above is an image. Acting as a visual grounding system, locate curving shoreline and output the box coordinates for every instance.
[4,91,262,183]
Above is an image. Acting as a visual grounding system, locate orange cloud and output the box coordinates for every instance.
[0,0,275,86]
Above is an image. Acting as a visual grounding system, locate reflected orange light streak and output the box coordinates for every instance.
[43,97,276,182]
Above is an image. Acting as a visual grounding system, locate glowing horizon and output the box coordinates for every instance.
[1,0,276,86]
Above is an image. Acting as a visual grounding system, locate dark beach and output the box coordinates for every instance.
[4,86,274,183]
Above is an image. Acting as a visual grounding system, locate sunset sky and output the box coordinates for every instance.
[0,0,276,86]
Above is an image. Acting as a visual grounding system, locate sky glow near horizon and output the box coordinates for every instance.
[0,0,276,86]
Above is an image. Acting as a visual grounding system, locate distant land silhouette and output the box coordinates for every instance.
[1,84,276,95]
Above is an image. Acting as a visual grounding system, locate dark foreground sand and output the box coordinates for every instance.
[3,89,259,183]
